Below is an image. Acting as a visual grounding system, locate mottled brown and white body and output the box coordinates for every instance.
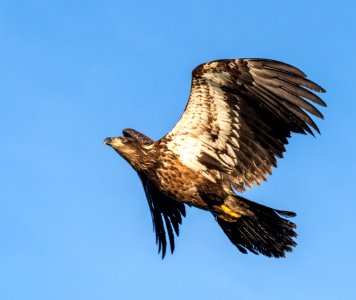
[105,59,326,258]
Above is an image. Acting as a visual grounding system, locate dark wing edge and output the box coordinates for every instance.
[242,59,326,134]
[138,174,186,258]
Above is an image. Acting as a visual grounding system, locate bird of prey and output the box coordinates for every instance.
[104,58,326,258]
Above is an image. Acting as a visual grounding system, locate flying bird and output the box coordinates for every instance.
[104,58,326,258]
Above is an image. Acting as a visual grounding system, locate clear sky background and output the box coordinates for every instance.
[1,0,355,299]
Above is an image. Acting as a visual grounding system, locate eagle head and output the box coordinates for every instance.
[104,135,153,171]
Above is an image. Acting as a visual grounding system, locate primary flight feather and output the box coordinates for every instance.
[104,58,326,258]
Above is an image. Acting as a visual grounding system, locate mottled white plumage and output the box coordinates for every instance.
[105,58,326,258]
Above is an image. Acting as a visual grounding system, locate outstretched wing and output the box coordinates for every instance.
[138,173,186,258]
[161,59,326,191]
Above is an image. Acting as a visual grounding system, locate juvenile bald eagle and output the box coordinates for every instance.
[104,59,326,258]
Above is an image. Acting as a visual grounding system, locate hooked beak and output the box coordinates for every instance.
[104,137,113,145]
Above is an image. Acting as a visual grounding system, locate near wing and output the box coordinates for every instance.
[138,173,186,258]
[162,59,326,191]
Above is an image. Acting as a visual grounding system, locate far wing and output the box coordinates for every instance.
[138,173,186,258]
[161,59,326,191]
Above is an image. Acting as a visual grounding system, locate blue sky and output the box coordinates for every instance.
[1,0,355,299]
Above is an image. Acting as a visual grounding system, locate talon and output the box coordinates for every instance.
[221,204,241,219]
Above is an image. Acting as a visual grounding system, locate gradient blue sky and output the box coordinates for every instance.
[1,1,355,299]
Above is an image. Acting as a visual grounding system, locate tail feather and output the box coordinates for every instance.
[217,196,297,258]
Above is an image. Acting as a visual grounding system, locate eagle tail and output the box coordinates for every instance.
[217,196,297,258]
